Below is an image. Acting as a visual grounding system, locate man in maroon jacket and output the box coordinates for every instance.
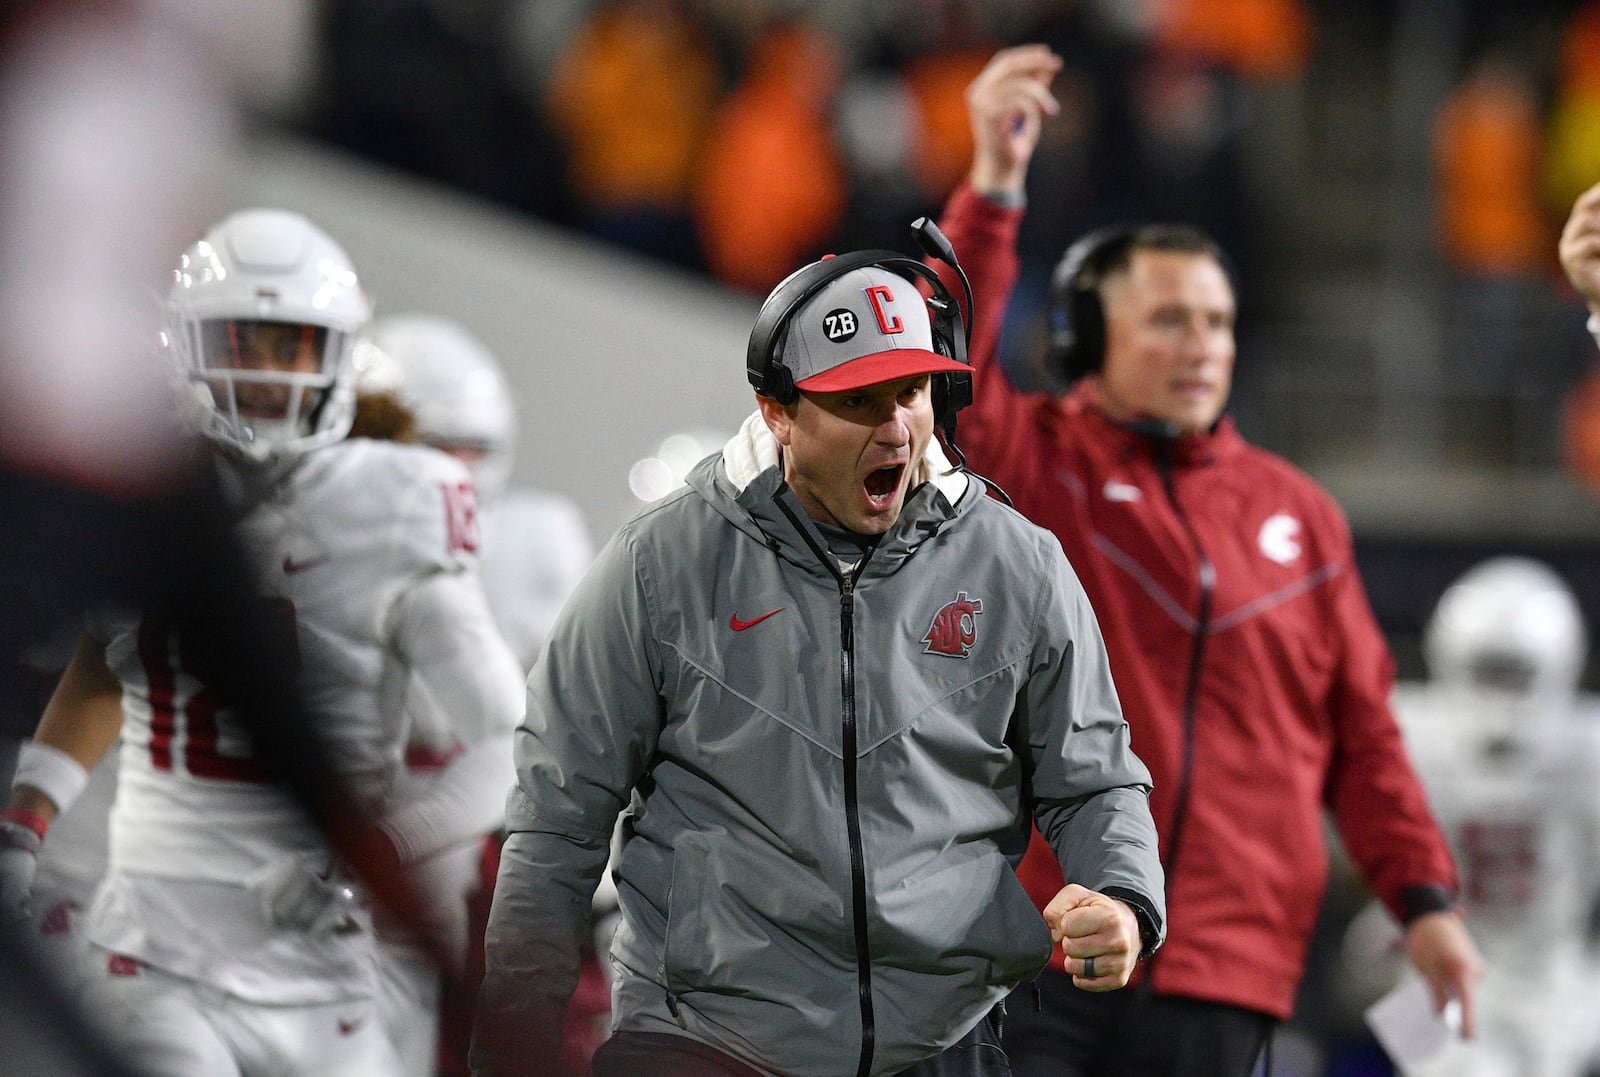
[931,45,1483,1076]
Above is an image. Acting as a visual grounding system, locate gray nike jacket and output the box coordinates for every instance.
[475,413,1164,1077]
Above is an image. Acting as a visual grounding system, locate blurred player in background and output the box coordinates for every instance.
[360,313,595,673]
[0,207,524,1075]
[355,312,596,1074]
[0,4,450,1074]
[1347,557,1600,1076]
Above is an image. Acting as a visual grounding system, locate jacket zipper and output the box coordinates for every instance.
[841,573,876,1077]
[772,491,876,1075]
[1143,451,1213,986]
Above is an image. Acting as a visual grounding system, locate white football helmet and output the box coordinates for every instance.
[359,313,517,498]
[165,208,371,462]
[1424,557,1588,733]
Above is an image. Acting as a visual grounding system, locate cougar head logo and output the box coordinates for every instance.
[923,592,984,658]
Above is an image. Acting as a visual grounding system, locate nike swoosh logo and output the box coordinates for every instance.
[729,608,784,631]
[282,555,330,574]
[338,1017,364,1035]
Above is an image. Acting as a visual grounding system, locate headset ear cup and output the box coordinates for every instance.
[1048,225,1131,385]
[942,370,972,425]
[1047,326,1076,384]
[1048,299,1099,385]
[1065,285,1105,382]
[923,279,969,434]
[768,362,797,406]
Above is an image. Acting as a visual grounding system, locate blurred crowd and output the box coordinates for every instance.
[1433,2,1600,474]
[300,0,1600,475]
[310,0,1299,280]
[307,0,1309,395]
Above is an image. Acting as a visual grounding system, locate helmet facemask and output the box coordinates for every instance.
[185,319,350,457]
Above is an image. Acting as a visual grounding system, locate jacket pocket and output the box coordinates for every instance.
[984,856,1055,985]
[876,841,1053,986]
[660,831,714,994]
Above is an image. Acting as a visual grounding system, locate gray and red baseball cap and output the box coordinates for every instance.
[779,264,969,392]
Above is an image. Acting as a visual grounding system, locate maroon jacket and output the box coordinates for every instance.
[935,182,1457,1019]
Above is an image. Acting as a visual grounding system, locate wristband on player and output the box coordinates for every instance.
[12,741,91,815]
[0,807,49,846]
[1588,313,1600,351]
[1398,883,1459,925]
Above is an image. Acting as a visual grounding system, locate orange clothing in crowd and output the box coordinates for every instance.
[902,46,994,201]
[694,23,847,293]
[546,0,720,210]
[1150,0,1312,81]
[1555,2,1600,99]
[1433,58,1548,274]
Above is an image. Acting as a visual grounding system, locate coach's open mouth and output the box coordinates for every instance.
[864,464,904,508]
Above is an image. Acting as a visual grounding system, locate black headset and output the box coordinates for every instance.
[746,218,974,444]
[1045,225,1138,386]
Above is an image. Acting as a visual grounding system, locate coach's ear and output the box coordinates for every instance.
[756,393,797,450]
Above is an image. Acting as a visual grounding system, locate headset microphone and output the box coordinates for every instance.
[911,217,974,355]
[904,217,974,450]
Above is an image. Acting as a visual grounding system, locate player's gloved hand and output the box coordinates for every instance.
[253,859,362,937]
[0,814,44,926]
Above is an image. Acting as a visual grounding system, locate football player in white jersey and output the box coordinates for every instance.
[357,312,596,1074]
[1353,557,1600,1077]
[0,208,525,1076]
[361,313,596,672]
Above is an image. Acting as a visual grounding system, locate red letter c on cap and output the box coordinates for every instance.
[864,285,903,335]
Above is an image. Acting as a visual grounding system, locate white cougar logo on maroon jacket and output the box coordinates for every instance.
[923,592,983,658]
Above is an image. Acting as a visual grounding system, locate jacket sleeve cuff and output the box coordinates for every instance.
[973,184,1027,209]
[945,180,1027,234]
[1102,885,1164,959]
[1397,884,1459,925]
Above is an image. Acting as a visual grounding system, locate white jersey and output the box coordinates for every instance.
[479,488,595,670]
[1391,683,1600,1076]
[88,438,486,1002]
[374,483,588,1074]
[1393,684,1600,970]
